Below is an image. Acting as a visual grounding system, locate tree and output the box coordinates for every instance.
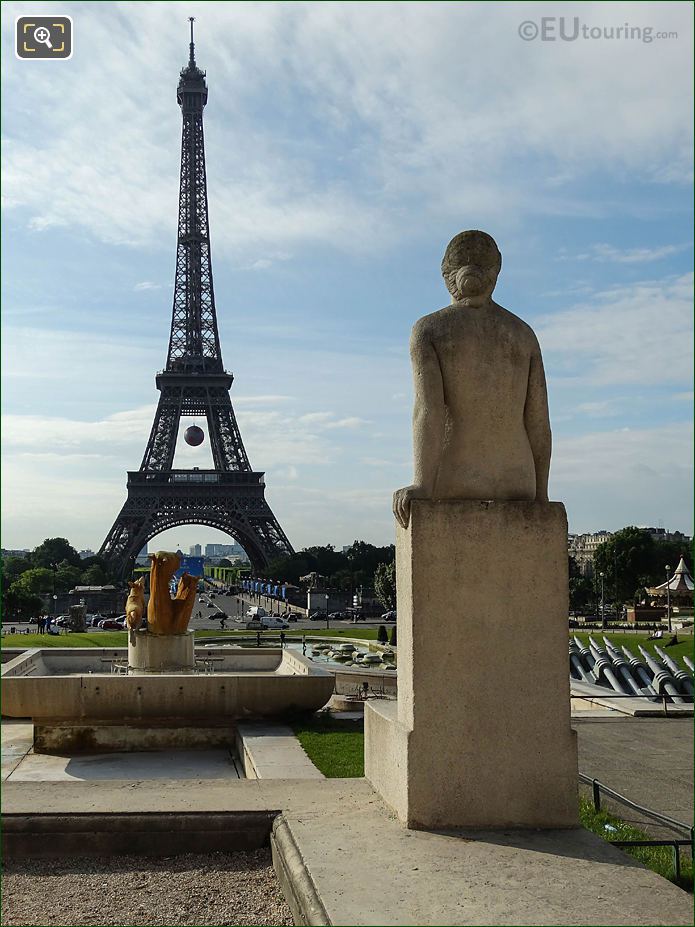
[14,567,55,595]
[651,540,692,583]
[568,556,593,610]
[302,545,348,579]
[377,625,388,644]
[32,538,81,569]
[4,583,43,620]
[262,553,317,585]
[345,541,395,578]
[569,574,594,610]
[80,563,109,586]
[55,564,82,592]
[2,556,33,585]
[374,561,396,610]
[594,527,656,604]
[389,625,397,646]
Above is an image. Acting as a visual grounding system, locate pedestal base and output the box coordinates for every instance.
[365,500,578,830]
[128,629,195,674]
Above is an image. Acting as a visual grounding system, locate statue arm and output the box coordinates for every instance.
[393,322,445,528]
[524,343,551,502]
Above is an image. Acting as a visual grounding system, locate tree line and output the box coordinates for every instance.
[262,541,397,609]
[569,526,692,610]
[2,538,116,619]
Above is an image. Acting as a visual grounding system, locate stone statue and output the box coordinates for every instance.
[125,577,146,633]
[146,551,198,635]
[393,230,551,529]
[66,604,87,633]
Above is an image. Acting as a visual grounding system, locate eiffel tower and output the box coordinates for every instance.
[100,21,294,579]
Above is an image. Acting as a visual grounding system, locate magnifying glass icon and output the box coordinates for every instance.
[33,26,53,49]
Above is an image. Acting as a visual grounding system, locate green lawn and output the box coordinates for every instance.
[579,797,693,892]
[572,631,694,665]
[1,627,379,650]
[292,714,365,778]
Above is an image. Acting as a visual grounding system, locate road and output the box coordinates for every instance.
[193,589,387,632]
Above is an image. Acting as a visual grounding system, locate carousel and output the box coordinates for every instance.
[647,557,694,613]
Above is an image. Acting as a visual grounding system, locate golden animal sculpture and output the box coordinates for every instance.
[146,551,198,635]
[125,577,146,643]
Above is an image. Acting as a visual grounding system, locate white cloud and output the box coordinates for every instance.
[324,416,369,429]
[2,405,156,452]
[552,422,693,533]
[2,2,692,255]
[134,281,163,291]
[575,243,688,263]
[538,272,694,387]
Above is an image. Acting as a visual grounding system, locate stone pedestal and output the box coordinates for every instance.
[128,629,195,674]
[365,500,578,830]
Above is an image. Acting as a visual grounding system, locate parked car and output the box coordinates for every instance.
[309,611,326,621]
[286,613,299,622]
[98,619,123,630]
[381,611,397,622]
[246,619,264,630]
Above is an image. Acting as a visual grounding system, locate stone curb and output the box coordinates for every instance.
[271,815,330,927]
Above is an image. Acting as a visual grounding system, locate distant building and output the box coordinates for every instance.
[205,542,246,559]
[189,544,202,557]
[79,549,95,560]
[568,531,613,578]
[568,526,692,579]
[638,527,692,544]
[1,548,31,559]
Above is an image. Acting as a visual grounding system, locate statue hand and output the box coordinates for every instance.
[393,485,427,529]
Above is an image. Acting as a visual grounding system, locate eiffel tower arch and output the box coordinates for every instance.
[100,21,293,579]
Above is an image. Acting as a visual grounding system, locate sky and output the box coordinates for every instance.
[2,0,693,556]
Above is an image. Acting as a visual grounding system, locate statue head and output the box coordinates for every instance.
[441,230,501,305]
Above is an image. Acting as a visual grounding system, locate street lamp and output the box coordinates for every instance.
[599,571,605,630]
[325,593,330,630]
[665,564,672,633]
[51,562,58,617]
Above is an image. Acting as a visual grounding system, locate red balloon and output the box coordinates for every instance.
[184,425,205,446]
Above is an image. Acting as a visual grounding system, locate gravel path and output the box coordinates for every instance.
[1,851,294,926]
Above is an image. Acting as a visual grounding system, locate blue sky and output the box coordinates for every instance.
[2,0,693,553]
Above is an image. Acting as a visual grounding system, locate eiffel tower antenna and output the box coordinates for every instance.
[189,16,195,65]
[100,24,294,578]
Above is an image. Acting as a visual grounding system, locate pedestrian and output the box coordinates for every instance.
[280,630,286,649]
[37,615,45,635]
[302,635,306,656]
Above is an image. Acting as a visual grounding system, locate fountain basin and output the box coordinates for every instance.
[1,646,335,752]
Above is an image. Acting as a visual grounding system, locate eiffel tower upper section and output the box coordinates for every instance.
[137,19,252,475]
[167,20,222,375]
